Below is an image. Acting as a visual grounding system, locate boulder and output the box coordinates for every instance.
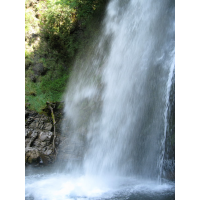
[45,149,52,155]
[25,147,40,164]
[39,131,53,142]
[44,123,52,131]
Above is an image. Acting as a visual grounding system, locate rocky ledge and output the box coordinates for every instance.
[25,108,62,166]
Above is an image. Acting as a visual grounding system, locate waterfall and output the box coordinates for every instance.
[25,0,175,199]
[62,0,175,180]
[158,59,175,182]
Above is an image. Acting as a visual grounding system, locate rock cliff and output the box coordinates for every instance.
[25,108,61,166]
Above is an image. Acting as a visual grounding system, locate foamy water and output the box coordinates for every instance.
[26,173,174,200]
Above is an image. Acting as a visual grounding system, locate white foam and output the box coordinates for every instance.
[26,173,174,200]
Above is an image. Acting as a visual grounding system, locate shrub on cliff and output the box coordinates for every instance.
[25,0,108,112]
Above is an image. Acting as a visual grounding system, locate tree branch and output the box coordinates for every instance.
[46,102,57,159]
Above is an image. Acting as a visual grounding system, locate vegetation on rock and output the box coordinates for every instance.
[25,0,108,112]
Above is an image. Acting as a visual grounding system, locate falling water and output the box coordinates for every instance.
[25,0,175,199]
[62,0,175,178]
[158,59,175,182]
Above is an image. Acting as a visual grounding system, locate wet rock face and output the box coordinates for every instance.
[25,110,60,166]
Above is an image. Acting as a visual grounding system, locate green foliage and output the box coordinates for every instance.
[25,0,108,61]
[41,73,69,100]
[25,0,108,112]
[25,52,73,112]
[56,0,107,25]
[25,71,65,113]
